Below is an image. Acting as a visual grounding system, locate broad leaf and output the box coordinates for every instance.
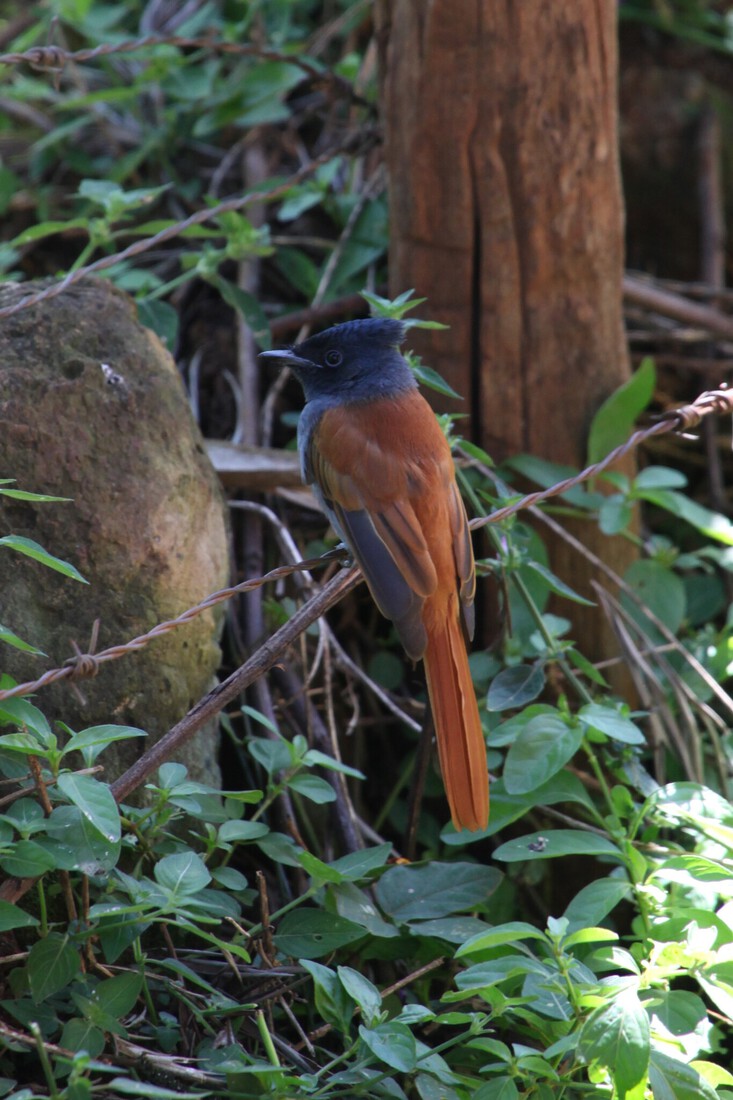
[359,1020,417,1072]
[587,356,655,465]
[154,851,211,895]
[503,714,583,795]
[493,830,624,862]
[375,862,500,922]
[57,773,121,843]
[486,664,546,712]
[28,933,81,1003]
[274,910,365,959]
[579,985,650,1098]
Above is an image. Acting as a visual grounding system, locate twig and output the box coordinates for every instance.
[623,273,733,340]
[111,566,361,802]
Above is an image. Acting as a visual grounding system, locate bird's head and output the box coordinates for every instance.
[259,318,414,403]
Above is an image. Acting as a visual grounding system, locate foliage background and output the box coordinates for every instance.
[1,2,733,1099]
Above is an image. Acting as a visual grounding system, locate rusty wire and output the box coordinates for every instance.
[0,384,730,706]
[473,385,733,529]
[0,34,362,103]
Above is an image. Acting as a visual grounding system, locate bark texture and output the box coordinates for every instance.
[376,1,636,661]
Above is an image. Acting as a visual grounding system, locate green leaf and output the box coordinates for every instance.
[647,990,708,1043]
[288,773,336,803]
[587,357,655,464]
[218,820,270,843]
[329,843,392,880]
[57,772,121,842]
[0,900,38,931]
[359,1020,417,1072]
[332,882,400,939]
[579,986,650,1098]
[503,714,583,795]
[59,1017,105,1057]
[300,959,354,1033]
[525,562,595,606]
[474,1079,519,1100]
[0,624,45,656]
[0,536,86,582]
[274,910,365,959]
[636,488,733,545]
[106,1081,207,1100]
[92,970,143,1017]
[659,852,733,884]
[248,737,293,775]
[62,724,146,765]
[493,830,624,862]
[298,851,345,884]
[337,966,382,1026]
[562,926,618,949]
[621,559,686,635]
[578,703,645,745]
[327,199,387,293]
[303,749,365,778]
[408,916,489,945]
[154,851,211,895]
[210,866,249,891]
[28,933,81,1002]
[634,465,687,490]
[412,363,462,400]
[486,664,546,712]
[648,1049,717,1100]
[504,454,595,508]
[0,697,54,744]
[211,276,271,349]
[375,862,500,922]
[455,921,547,956]
[137,299,178,351]
[12,218,89,245]
[0,839,56,877]
[599,494,634,535]
[45,805,121,872]
[563,878,632,932]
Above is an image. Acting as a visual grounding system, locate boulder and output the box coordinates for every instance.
[0,278,229,790]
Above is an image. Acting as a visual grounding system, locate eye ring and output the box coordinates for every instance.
[324,349,343,367]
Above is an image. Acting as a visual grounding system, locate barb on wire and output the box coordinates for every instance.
[0,549,348,704]
[470,386,733,530]
[0,384,730,707]
[0,35,368,106]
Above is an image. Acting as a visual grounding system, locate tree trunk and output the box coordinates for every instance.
[376,0,636,666]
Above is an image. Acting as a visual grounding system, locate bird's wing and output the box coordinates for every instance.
[306,392,474,660]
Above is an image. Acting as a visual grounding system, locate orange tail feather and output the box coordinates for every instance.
[423,612,488,832]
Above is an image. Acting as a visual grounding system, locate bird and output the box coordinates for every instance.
[259,318,488,832]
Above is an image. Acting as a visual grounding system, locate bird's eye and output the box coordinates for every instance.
[324,349,343,367]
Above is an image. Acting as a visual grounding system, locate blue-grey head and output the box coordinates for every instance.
[259,318,415,404]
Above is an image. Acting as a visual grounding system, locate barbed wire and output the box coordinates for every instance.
[472,385,733,529]
[0,34,365,105]
[0,384,729,706]
[0,550,347,703]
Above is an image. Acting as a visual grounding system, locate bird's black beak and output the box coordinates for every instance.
[258,349,312,369]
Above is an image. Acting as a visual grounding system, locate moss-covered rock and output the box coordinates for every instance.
[0,278,229,789]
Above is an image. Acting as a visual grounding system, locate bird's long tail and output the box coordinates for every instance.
[423,609,488,832]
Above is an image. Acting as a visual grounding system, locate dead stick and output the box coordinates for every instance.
[623,272,733,340]
[111,567,362,804]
